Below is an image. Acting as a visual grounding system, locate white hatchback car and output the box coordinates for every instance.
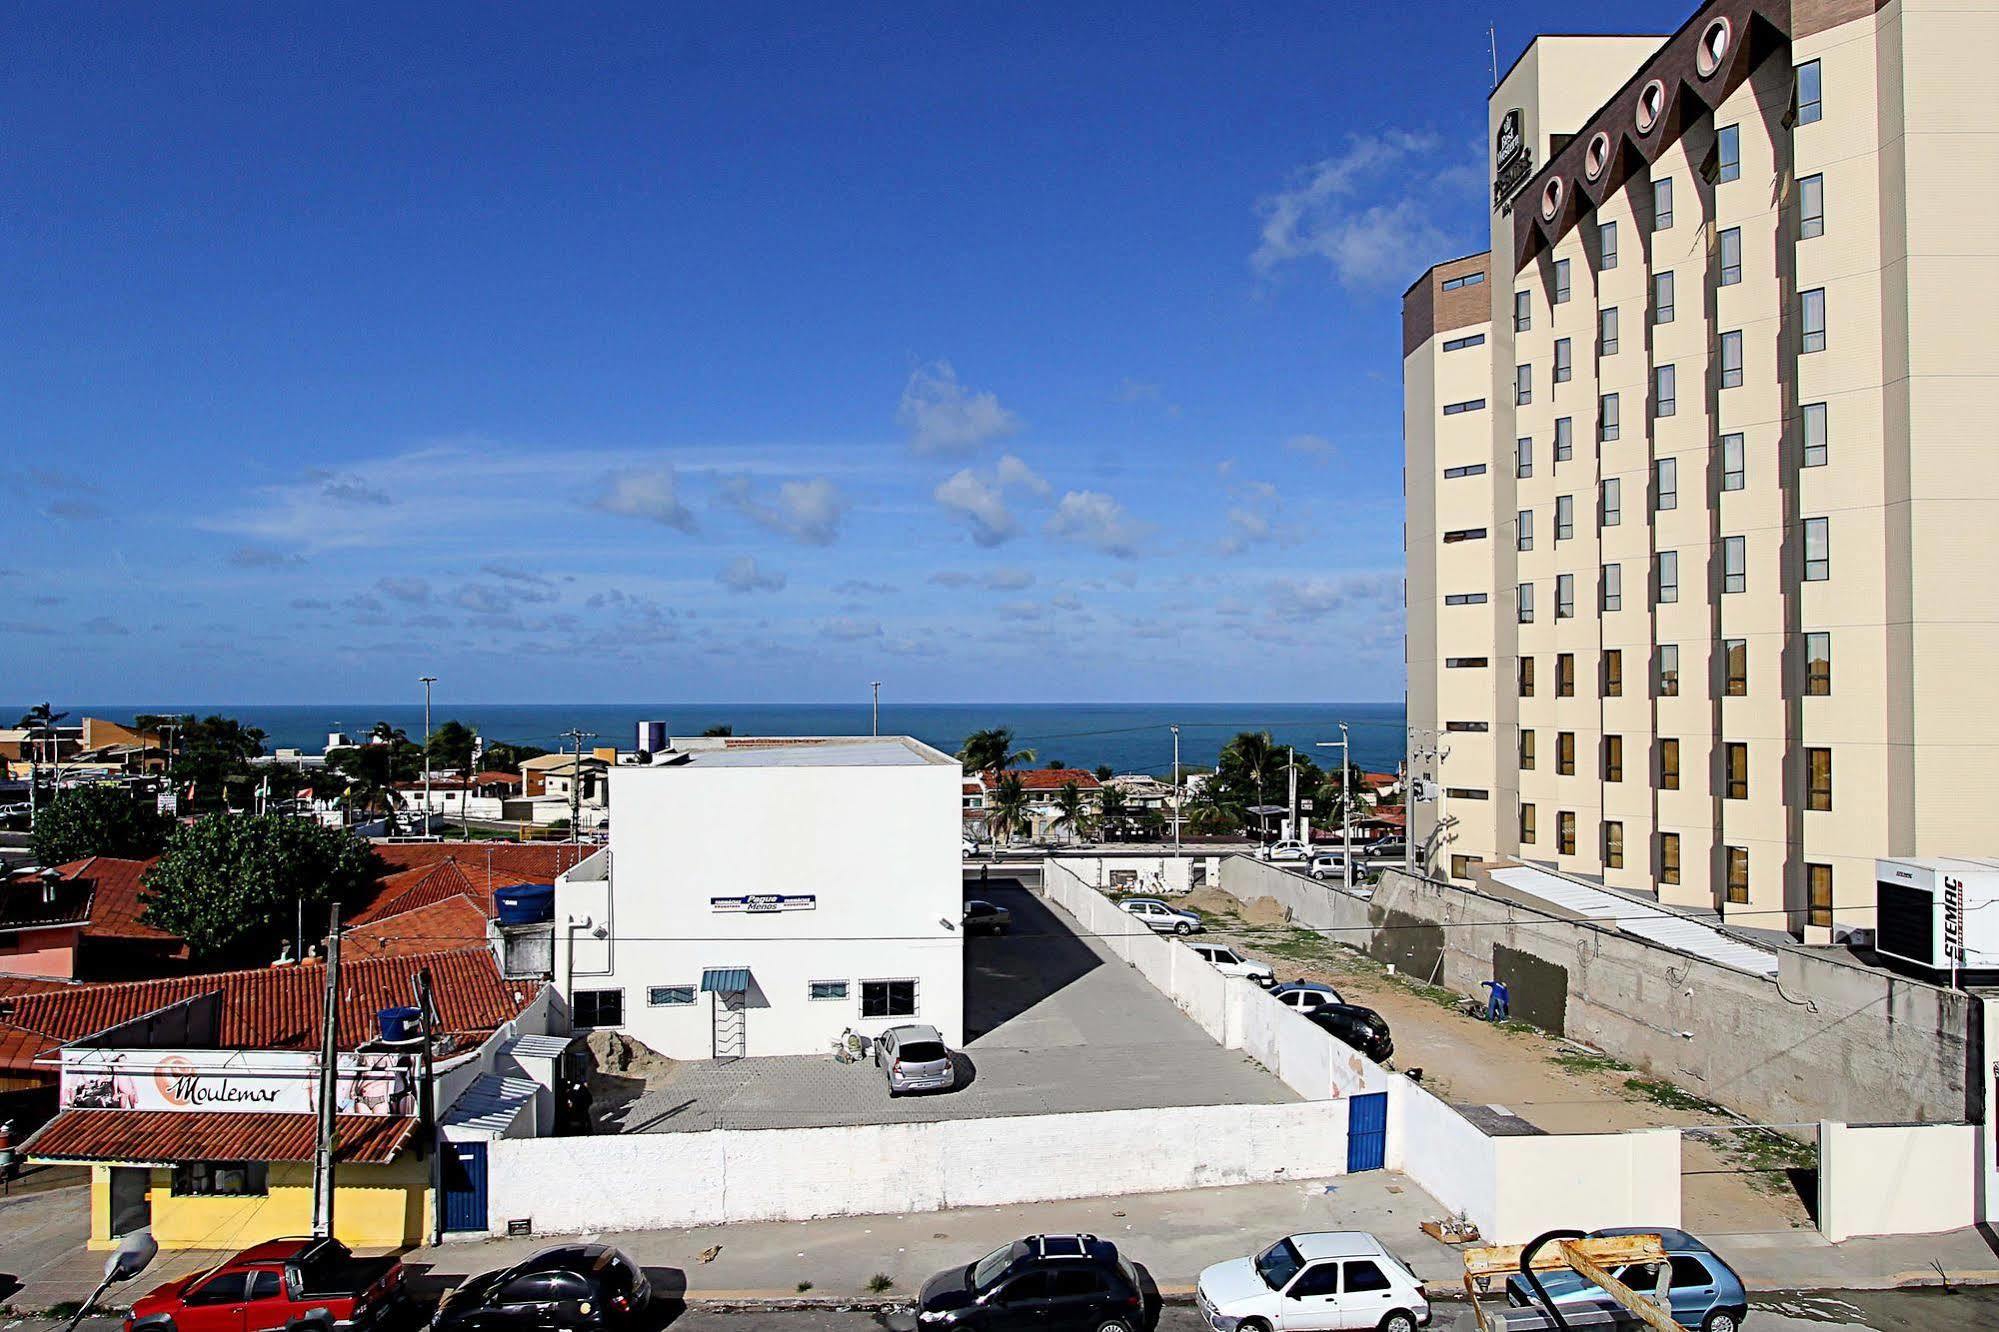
[1260,839,1311,862]
[1188,941,1275,987]
[1197,1231,1429,1332]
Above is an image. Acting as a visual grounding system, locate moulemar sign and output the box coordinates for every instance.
[1493,108,1534,213]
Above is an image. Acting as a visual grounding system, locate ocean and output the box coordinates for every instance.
[66,702,1409,777]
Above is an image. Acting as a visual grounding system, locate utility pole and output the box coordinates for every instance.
[561,728,597,840]
[870,682,882,737]
[1317,725,1353,893]
[412,967,440,1246]
[419,676,437,840]
[1170,725,1181,853]
[1286,747,1298,843]
[309,903,344,1240]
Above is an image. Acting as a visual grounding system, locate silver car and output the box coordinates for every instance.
[875,1023,956,1096]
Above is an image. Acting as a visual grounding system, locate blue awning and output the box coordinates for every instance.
[700,967,751,993]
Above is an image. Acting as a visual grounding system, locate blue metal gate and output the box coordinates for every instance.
[441,1140,488,1232]
[1346,1092,1388,1172]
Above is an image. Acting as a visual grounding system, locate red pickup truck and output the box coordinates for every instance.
[126,1238,408,1332]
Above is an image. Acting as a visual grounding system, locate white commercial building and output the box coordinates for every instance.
[554,736,964,1059]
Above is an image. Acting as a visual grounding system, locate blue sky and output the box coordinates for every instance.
[1,1,1685,705]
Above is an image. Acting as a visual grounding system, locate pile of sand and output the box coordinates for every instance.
[583,1028,679,1087]
[1182,886,1291,927]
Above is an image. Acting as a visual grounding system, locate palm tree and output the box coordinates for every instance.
[1184,779,1247,835]
[958,727,1036,775]
[1052,780,1095,845]
[701,724,734,737]
[984,772,1031,845]
[1098,786,1130,841]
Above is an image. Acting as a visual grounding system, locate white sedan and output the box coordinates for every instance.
[1188,941,1275,987]
[1197,1232,1429,1332]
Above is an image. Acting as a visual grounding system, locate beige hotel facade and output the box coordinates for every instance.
[1403,0,1998,938]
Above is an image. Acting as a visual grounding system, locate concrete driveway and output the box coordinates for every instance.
[611,880,1294,1132]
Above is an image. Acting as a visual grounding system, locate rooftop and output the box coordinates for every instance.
[655,735,956,769]
[26,1109,417,1166]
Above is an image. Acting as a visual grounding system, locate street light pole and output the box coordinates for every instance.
[419,676,437,839]
[1170,725,1181,853]
[871,682,882,737]
[1316,726,1353,892]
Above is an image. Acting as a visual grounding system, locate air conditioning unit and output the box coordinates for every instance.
[1873,857,1999,977]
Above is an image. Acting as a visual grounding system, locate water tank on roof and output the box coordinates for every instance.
[377,1006,423,1045]
[495,883,557,926]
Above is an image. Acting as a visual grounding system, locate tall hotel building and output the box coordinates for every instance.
[1404,0,1998,938]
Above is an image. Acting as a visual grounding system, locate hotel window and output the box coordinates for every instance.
[1718,227,1742,286]
[1554,258,1571,304]
[573,989,625,1027]
[1604,820,1625,869]
[1799,173,1824,239]
[1601,477,1621,528]
[1555,416,1574,461]
[1655,457,1678,510]
[1556,494,1574,541]
[1451,854,1474,880]
[1720,331,1744,389]
[1808,863,1833,929]
[1519,656,1535,697]
[1726,846,1749,904]
[1518,581,1535,623]
[1805,631,1832,695]
[648,985,697,1006]
[1724,741,1749,799]
[1554,337,1572,383]
[1443,527,1488,543]
[1556,573,1575,619]
[1520,802,1537,844]
[1660,832,1681,884]
[1604,735,1624,783]
[1558,811,1577,855]
[173,1162,271,1198]
[1557,652,1576,697]
[1722,433,1746,491]
[1519,729,1536,770]
[1444,332,1487,351]
[1599,393,1620,442]
[1603,648,1624,696]
[1446,721,1490,732]
[1653,175,1674,230]
[808,980,850,1001]
[1555,730,1574,781]
[1443,398,1486,416]
[1724,638,1748,696]
[861,978,918,1018]
[1656,550,1679,604]
[1660,737,1681,790]
[1723,536,1746,594]
[1657,644,1680,697]
[1653,270,1675,324]
[1802,402,1828,467]
[1599,220,1619,270]
[1444,592,1488,605]
[1443,463,1487,478]
[1515,289,1532,332]
[1517,436,1534,478]
[1518,509,1534,551]
[1804,517,1830,580]
[1442,270,1485,291]
[1447,656,1491,668]
[1599,306,1619,355]
[1603,561,1624,612]
[1807,747,1833,811]
[1654,364,1676,417]
[1516,363,1533,405]
[1801,288,1827,353]
[1716,123,1741,183]
[1446,788,1490,801]
[1796,59,1823,125]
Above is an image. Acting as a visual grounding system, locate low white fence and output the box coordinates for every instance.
[1817,1121,1978,1241]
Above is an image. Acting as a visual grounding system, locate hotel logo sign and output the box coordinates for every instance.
[1493,108,1534,213]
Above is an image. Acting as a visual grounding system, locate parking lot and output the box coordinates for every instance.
[609,879,1296,1132]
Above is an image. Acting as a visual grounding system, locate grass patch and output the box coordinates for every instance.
[45,1303,86,1321]
[796,1281,814,1294]
[1624,1077,1729,1115]
[1551,1048,1634,1074]
[867,1274,895,1294]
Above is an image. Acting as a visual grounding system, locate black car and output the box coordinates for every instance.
[962,899,1013,934]
[432,1244,650,1332]
[1306,1003,1394,1062]
[916,1234,1147,1332]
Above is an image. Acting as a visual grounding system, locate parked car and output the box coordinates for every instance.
[875,1023,956,1096]
[1305,1003,1393,1062]
[963,838,980,857]
[1189,942,1275,987]
[915,1233,1147,1332]
[1504,1228,1747,1332]
[1308,852,1352,880]
[962,899,1012,934]
[1196,1231,1429,1332]
[1259,839,1311,862]
[1362,840,1407,864]
[432,1244,651,1332]
[1121,897,1202,935]
[1271,981,1345,1013]
[126,1237,408,1332]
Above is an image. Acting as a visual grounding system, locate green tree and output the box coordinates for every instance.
[1093,764,1114,782]
[30,785,174,865]
[984,772,1031,844]
[701,724,734,737]
[1098,785,1131,841]
[426,720,478,773]
[1052,780,1095,845]
[328,726,423,817]
[140,714,267,811]
[141,814,380,961]
[957,727,1035,775]
[1183,779,1247,835]
[480,741,550,774]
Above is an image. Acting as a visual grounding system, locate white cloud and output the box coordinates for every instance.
[596,465,698,531]
[1045,490,1147,558]
[993,453,1051,497]
[718,555,786,593]
[819,616,883,641]
[228,545,305,569]
[1252,132,1469,288]
[376,575,432,604]
[984,567,1034,590]
[898,361,1020,455]
[1265,571,1401,618]
[719,474,850,545]
[1285,433,1337,462]
[933,453,1047,547]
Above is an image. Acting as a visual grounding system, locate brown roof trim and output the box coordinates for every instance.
[1402,252,1493,359]
[1401,249,1493,299]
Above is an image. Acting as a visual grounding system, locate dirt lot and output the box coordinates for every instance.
[1163,885,1818,1237]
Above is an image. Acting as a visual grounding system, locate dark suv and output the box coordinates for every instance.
[431,1244,651,1332]
[915,1234,1148,1331]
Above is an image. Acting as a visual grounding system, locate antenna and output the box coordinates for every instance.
[1489,24,1499,88]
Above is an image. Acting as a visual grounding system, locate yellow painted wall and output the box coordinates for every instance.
[88,1159,432,1252]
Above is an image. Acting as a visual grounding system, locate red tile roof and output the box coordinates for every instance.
[471,771,522,785]
[25,1110,417,1165]
[0,946,539,1075]
[982,768,1102,792]
[353,844,585,925]
[1359,771,1398,789]
[347,897,492,960]
[58,858,181,942]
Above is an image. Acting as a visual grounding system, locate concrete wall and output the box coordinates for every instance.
[1048,854,1223,896]
[485,1099,1349,1236]
[1489,1129,1682,1241]
[1218,857,1980,1129]
[1818,1121,1979,1242]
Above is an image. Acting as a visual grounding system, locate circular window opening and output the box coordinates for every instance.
[1584,131,1612,181]
[1636,79,1667,134]
[1697,18,1732,78]
[1540,176,1565,222]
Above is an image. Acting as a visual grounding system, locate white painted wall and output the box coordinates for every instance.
[1051,855,1223,896]
[1818,1121,1979,1242]
[485,1100,1348,1235]
[1488,1129,1682,1242]
[557,743,964,1058]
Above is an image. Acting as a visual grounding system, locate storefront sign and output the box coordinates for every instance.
[1943,874,1966,964]
[60,1049,417,1117]
[1493,108,1534,213]
[709,894,817,913]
